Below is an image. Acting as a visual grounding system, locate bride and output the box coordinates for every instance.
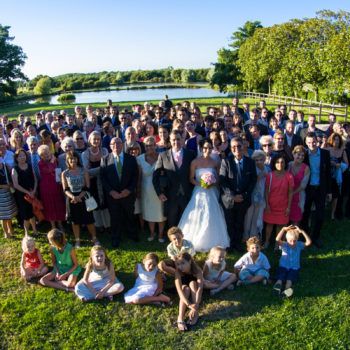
[178,139,230,252]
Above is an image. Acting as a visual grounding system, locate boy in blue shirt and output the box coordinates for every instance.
[274,225,312,297]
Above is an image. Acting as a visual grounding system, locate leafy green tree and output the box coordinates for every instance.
[0,24,27,101]
[210,21,262,91]
[33,76,52,95]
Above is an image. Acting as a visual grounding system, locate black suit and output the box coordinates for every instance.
[101,152,138,245]
[219,154,257,249]
[299,127,324,142]
[301,148,331,241]
[153,148,195,227]
[284,134,303,151]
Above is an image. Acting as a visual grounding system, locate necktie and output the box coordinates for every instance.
[116,156,122,177]
[32,153,40,179]
[174,152,182,168]
[236,160,242,188]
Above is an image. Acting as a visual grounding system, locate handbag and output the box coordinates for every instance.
[84,192,98,212]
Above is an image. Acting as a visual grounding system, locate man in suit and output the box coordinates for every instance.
[153,130,195,227]
[219,137,257,251]
[101,137,139,247]
[284,120,303,151]
[299,114,324,142]
[300,132,331,248]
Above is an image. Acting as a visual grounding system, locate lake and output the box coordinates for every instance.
[32,86,228,105]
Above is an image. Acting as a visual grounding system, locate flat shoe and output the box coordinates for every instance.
[176,321,188,332]
[281,288,294,298]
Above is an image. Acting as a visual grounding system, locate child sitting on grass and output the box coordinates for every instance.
[20,235,48,281]
[75,245,124,302]
[234,236,270,286]
[174,252,203,332]
[124,252,171,305]
[273,225,312,297]
[158,227,195,276]
[40,229,81,292]
[203,246,237,295]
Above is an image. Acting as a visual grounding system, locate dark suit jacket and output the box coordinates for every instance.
[219,154,257,209]
[100,152,138,195]
[152,148,195,202]
[284,134,303,152]
[303,148,331,195]
[300,127,324,142]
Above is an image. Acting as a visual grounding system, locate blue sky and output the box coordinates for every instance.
[1,0,350,78]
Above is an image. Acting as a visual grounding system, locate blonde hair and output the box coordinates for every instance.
[246,236,261,249]
[143,252,159,265]
[208,246,226,261]
[47,229,66,249]
[22,235,35,252]
[87,245,111,270]
[286,229,300,241]
[37,144,50,157]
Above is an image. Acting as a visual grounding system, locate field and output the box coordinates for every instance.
[1,211,350,349]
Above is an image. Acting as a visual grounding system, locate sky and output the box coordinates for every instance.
[1,0,350,79]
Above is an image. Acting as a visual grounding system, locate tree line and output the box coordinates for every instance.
[210,10,350,104]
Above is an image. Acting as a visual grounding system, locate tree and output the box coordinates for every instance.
[34,76,52,95]
[210,21,262,91]
[0,24,27,101]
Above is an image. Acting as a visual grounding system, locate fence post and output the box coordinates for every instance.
[332,103,334,114]
[345,104,348,122]
[301,98,303,108]
[318,102,322,123]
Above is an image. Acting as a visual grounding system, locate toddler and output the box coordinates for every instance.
[203,246,237,295]
[20,235,48,281]
[124,252,170,305]
[174,252,203,332]
[40,229,81,292]
[274,225,312,296]
[75,245,124,301]
[158,227,195,276]
[234,236,270,286]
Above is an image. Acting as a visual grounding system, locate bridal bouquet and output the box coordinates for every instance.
[200,172,216,189]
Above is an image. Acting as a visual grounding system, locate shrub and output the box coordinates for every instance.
[57,93,76,103]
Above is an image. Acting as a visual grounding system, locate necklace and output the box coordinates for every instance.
[89,147,100,156]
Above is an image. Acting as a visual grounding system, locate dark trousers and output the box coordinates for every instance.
[224,201,249,248]
[166,195,188,228]
[107,194,137,245]
[301,186,326,241]
[335,170,350,218]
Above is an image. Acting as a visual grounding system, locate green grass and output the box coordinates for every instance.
[1,212,350,349]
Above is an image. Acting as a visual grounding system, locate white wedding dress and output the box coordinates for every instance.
[178,168,230,252]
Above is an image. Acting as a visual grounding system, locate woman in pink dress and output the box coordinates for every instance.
[288,146,310,224]
[263,155,294,248]
[38,145,66,229]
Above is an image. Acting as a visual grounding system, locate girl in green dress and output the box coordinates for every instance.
[40,229,81,292]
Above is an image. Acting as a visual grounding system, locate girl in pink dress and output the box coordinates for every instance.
[263,155,294,248]
[288,146,310,224]
[38,145,66,229]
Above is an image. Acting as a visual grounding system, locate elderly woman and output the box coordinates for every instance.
[137,136,166,242]
[37,145,66,229]
[73,130,87,154]
[259,135,274,168]
[82,131,110,232]
[58,137,76,171]
[243,150,269,241]
[11,149,37,235]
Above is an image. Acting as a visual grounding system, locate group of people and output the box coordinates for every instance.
[3,96,348,330]
[1,97,348,250]
[21,224,311,331]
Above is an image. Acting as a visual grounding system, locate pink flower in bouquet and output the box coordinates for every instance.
[200,172,216,188]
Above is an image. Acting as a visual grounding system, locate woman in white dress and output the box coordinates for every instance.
[178,139,230,252]
[137,136,166,242]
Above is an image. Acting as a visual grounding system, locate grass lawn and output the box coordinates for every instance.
[1,210,350,349]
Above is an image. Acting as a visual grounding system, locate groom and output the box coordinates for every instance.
[153,130,195,227]
[219,136,257,251]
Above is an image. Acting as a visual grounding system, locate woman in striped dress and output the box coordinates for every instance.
[0,160,17,238]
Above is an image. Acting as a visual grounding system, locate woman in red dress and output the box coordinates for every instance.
[263,155,294,248]
[38,145,66,229]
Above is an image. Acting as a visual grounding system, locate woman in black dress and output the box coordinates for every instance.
[11,149,37,235]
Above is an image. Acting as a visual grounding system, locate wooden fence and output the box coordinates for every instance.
[237,91,348,123]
